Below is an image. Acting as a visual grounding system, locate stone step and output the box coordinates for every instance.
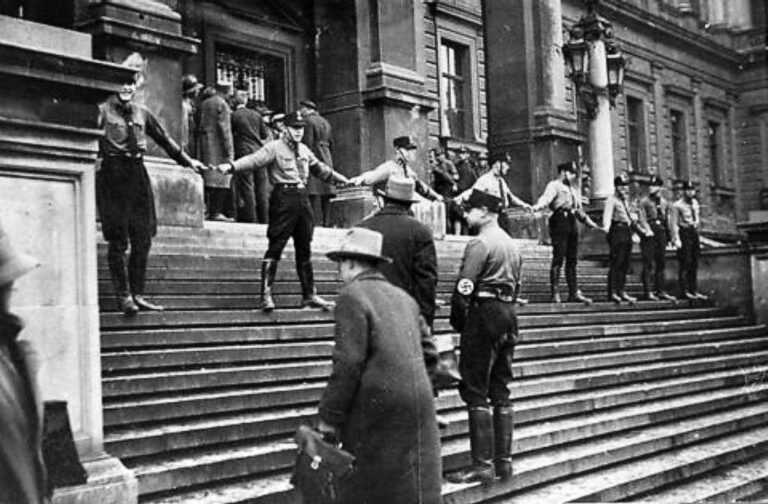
[99,304,718,331]
[494,424,768,504]
[103,349,768,427]
[101,325,764,373]
[105,365,768,461]
[139,397,768,503]
[100,314,744,350]
[627,452,768,503]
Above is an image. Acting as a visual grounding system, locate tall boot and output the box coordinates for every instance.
[259,259,278,311]
[566,263,592,305]
[446,407,495,484]
[549,266,562,303]
[298,261,334,311]
[107,243,138,316]
[493,406,514,481]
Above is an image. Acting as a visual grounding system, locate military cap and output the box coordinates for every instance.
[649,174,664,187]
[680,180,695,190]
[557,161,578,173]
[393,135,418,150]
[299,99,317,110]
[614,173,630,186]
[284,111,305,128]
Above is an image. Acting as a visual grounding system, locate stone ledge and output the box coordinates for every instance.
[52,455,137,504]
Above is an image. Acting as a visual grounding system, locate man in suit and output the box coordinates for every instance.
[199,81,235,221]
[231,90,271,223]
[299,100,336,227]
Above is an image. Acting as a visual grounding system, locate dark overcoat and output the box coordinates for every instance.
[198,93,234,188]
[318,270,442,504]
[358,204,438,326]
[302,111,336,196]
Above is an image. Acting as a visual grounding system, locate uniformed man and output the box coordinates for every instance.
[348,136,443,203]
[603,174,650,304]
[217,111,349,311]
[531,161,602,304]
[98,53,206,315]
[670,181,708,300]
[638,175,676,301]
[455,153,532,235]
[446,189,521,484]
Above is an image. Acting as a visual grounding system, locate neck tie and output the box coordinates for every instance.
[119,102,139,156]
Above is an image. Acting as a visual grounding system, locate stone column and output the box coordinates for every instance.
[0,14,137,504]
[587,38,615,201]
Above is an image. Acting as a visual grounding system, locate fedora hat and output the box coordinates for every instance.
[462,189,503,214]
[0,221,39,286]
[376,175,419,203]
[327,228,392,264]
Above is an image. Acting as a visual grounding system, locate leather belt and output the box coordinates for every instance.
[553,207,575,217]
[274,182,306,190]
[105,153,143,160]
[476,287,516,303]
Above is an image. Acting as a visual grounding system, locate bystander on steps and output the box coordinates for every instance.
[96,223,768,503]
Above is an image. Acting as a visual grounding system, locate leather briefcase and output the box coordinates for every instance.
[291,425,355,504]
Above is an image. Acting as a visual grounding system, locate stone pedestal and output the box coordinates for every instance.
[0,18,136,504]
[328,187,380,228]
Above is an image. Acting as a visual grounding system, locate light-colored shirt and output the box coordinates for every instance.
[358,159,438,200]
[533,179,580,212]
[637,194,670,237]
[456,223,523,294]
[457,171,525,208]
[602,193,636,231]
[231,137,335,186]
[669,197,700,243]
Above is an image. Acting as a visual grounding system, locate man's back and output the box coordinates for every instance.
[231,107,268,159]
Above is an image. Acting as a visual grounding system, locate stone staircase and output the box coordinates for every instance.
[97,223,768,503]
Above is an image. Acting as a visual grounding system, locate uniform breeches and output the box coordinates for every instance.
[641,224,667,293]
[549,212,579,293]
[459,300,518,408]
[608,223,632,294]
[677,228,700,294]
[265,186,314,265]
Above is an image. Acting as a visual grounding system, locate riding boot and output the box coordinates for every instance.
[259,259,278,311]
[446,407,495,484]
[566,263,591,304]
[493,406,514,481]
[549,266,562,303]
[108,244,138,315]
[298,261,334,311]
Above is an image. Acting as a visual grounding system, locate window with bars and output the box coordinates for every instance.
[670,109,687,180]
[626,96,647,172]
[439,40,472,139]
[214,44,286,111]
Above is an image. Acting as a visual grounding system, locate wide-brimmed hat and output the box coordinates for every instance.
[181,74,203,95]
[0,221,39,286]
[376,175,419,203]
[327,228,392,264]
[462,189,503,214]
[393,135,418,150]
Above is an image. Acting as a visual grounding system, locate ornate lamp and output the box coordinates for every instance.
[606,45,627,105]
[563,35,589,85]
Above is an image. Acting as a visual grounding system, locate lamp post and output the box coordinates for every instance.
[563,0,627,203]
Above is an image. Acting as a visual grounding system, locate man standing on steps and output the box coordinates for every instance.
[299,100,336,227]
[603,173,649,304]
[531,161,603,304]
[670,181,708,301]
[638,175,676,301]
[217,111,349,311]
[447,190,521,485]
[98,53,206,316]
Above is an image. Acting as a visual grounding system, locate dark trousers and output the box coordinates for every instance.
[265,185,314,265]
[677,227,700,294]
[255,169,271,224]
[206,186,233,218]
[498,210,511,236]
[549,211,579,295]
[308,194,333,228]
[97,157,156,296]
[458,299,517,408]
[235,171,256,223]
[641,223,667,294]
[607,222,632,295]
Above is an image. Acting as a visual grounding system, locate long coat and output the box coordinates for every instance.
[318,270,442,504]
[198,93,234,188]
[358,204,438,326]
[302,111,336,196]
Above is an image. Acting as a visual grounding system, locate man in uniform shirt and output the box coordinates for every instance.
[455,153,532,235]
[218,111,349,311]
[670,181,708,300]
[447,189,521,484]
[349,136,443,203]
[98,54,206,315]
[531,161,602,304]
[637,175,676,301]
[602,174,651,304]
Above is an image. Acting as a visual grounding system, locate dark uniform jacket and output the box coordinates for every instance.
[318,271,442,504]
[0,313,47,504]
[358,204,438,326]
[302,111,336,196]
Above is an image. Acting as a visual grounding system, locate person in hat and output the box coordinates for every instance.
[637,175,676,301]
[430,149,461,234]
[454,145,478,196]
[217,111,349,311]
[98,53,206,316]
[531,160,602,304]
[446,189,522,485]
[268,112,286,138]
[231,90,272,223]
[199,81,235,221]
[670,181,708,300]
[456,152,533,236]
[180,74,203,156]
[476,151,490,176]
[602,173,650,304]
[298,99,337,227]
[358,175,438,327]
[348,135,443,202]
[318,227,442,504]
[0,221,48,503]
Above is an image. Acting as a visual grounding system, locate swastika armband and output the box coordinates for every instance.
[456,278,475,296]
